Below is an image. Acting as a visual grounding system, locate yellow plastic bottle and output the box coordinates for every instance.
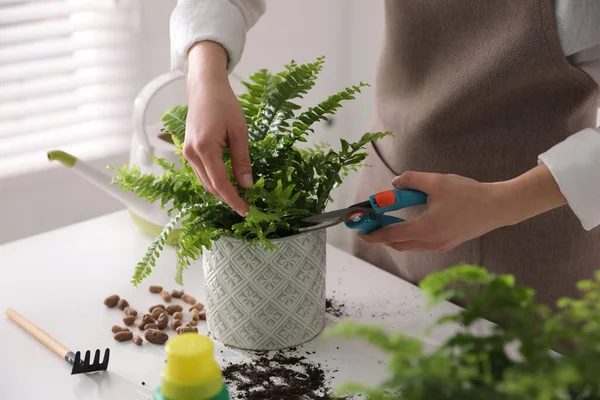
[152,333,230,400]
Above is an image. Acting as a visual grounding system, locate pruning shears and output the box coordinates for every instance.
[299,189,427,234]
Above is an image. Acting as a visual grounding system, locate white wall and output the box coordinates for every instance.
[0,0,386,251]
[326,0,385,250]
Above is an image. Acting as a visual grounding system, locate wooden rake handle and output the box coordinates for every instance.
[5,308,70,361]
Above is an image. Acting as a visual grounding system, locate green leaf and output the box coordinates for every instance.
[161,105,188,145]
[131,209,187,286]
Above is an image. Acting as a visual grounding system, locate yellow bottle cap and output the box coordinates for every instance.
[161,333,224,400]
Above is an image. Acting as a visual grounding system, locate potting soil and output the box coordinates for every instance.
[222,350,347,399]
[325,298,347,318]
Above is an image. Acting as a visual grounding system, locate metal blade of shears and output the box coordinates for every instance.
[298,208,348,232]
[301,208,349,224]
[299,201,373,232]
[297,219,344,232]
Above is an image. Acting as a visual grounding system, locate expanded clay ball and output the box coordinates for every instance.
[104,295,119,308]
[111,325,128,334]
[124,307,137,317]
[114,330,133,342]
[149,304,166,313]
[122,315,136,326]
[189,303,204,312]
[160,291,172,303]
[151,307,167,320]
[144,329,168,345]
[157,313,168,330]
[172,319,182,330]
[149,285,162,294]
[117,299,129,311]
[139,314,155,330]
[166,305,182,315]
[182,294,196,305]
[177,326,198,335]
[171,289,184,298]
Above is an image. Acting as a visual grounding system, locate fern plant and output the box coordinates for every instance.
[325,265,600,400]
[111,56,392,286]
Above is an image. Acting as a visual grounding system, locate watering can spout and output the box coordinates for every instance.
[47,150,141,208]
[47,150,77,167]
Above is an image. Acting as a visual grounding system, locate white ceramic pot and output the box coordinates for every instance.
[203,229,327,351]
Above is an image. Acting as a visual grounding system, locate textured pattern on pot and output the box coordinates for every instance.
[203,229,327,351]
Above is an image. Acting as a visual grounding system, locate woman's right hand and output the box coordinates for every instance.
[184,41,252,217]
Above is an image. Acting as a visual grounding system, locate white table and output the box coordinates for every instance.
[0,211,482,399]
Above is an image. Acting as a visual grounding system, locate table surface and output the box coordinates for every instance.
[0,211,487,399]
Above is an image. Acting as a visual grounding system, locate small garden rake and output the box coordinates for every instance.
[5,308,110,375]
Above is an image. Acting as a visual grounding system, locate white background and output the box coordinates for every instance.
[0,0,385,252]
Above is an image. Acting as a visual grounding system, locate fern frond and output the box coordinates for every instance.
[174,219,220,284]
[110,163,199,211]
[248,57,325,141]
[292,82,369,139]
[175,257,186,287]
[176,228,216,265]
[239,69,280,126]
[131,209,188,286]
[161,105,188,145]
[151,156,204,194]
[111,165,175,205]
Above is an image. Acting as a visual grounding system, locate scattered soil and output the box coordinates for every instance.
[222,351,347,400]
[326,298,347,318]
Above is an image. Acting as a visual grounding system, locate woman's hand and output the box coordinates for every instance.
[184,41,252,216]
[358,164,567,252]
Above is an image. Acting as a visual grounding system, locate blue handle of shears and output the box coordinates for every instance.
[345,189,427,234]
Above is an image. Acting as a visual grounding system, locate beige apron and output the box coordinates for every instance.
[352,0,600,308]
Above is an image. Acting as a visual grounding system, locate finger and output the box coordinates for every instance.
[200,142,249,216]
[228,127,253,189]
[357,221,419,244]
[192,162,220,198]
[392,171,443,193]
[183,146,217,195]
[385,241,428,252]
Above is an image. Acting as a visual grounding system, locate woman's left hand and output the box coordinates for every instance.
[358,164,567,252]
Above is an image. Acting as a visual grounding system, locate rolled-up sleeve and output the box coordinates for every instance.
[170,0,266,74]
[539,127,600,230]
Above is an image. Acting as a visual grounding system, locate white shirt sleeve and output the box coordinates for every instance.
[539,127,600,230]
[539,2,600,231]
[170,0,266,74]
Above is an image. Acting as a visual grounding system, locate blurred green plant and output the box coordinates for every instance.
[325,265,600,400]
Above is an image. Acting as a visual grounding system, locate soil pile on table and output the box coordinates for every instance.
[222,351,345,399]
[326,298,347,318]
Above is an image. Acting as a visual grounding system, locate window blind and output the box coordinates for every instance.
[0,0,140,176]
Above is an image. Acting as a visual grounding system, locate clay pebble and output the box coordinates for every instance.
[104,295,119,308]
[149,285,162,294]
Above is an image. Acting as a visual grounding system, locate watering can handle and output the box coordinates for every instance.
[132,70,186,164]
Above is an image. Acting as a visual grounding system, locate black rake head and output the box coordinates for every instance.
[70,348,110,375]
